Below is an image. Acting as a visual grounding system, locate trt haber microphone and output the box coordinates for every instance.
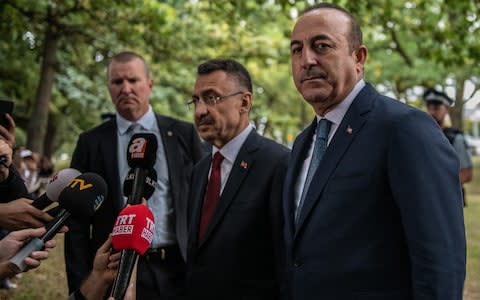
[9,172,107,272]
[123,168,157,203]
[126,133,158,205]
[111,205,155,300]
[32,168,81,209]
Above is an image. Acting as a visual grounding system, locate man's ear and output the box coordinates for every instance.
[240,92,252,113]
[354,45,368,74]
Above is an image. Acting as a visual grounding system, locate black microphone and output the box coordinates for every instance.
[123,168,157,203]
[31,168,81,209]
[9,172,107,272]
[126,133,157,205]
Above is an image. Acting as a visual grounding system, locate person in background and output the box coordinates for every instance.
[66,51,205,298]
[282,3,465,299]
[186,58,289,299]
[424,88,473,206]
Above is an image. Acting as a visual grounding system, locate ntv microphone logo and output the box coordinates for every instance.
[129,137,147,159]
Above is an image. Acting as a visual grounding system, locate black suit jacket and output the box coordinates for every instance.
[186,130,289,300]
[283,83,466,300]
[65,114,204,292]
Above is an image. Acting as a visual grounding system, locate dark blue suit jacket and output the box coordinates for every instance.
[283,83,466,300]
[187,130,289,299]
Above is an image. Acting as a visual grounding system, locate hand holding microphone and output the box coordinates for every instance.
[9,172,107,272]
[0,168,82,231]
[110,204,155,300]
[0,139,12,180]
[0,227,57,279]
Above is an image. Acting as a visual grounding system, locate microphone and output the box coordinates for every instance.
[126,133,157,205]
[9,172,107,272]
[123,168,158,202]
[31,168,81,209]
[110,204,155,300]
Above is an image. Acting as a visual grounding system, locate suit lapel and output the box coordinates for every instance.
[295,84,376,236]
[155,115,181,203]
[188,157,210,255]
[198,129,259,248]
[102,120,123,213]
[283,121,316,241]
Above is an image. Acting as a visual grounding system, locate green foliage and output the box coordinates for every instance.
[0,0,479,157]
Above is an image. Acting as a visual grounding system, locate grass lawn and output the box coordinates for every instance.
[1,158,480,299]
[464,156,480,300]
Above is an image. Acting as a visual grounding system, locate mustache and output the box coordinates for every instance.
[301,68,327,82]
[117,94,138,102]
[195,115,214,126]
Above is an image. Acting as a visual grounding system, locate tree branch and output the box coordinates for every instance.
[389,28,414,67]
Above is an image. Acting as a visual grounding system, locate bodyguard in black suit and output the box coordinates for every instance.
[283,4,466,300]
[186,59,289,299]
[65,51,204,298]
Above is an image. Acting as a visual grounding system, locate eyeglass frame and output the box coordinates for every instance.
[187,91,245,109]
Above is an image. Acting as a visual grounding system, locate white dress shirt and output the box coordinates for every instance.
[294,80,366,213]
[210,124,254,194]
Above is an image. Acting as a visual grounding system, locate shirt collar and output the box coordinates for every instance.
[212,123,254,164]
[316,79,365,125]
[117,106,156,135]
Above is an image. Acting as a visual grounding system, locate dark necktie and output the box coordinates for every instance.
[295,118,331,224]
[198,151,224,241]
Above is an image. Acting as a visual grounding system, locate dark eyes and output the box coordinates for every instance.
[111,78,138,85]
[291,43,332,55]
[314,42,332,50]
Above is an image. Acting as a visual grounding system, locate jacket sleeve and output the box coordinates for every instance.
[0,165,30,202]
[388,110,466,299]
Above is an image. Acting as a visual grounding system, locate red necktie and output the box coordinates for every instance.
[198,152,224,241]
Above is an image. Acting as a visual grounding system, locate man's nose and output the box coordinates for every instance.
[300,46,317,68]
[194,100,208,116]
[120,81,132,93]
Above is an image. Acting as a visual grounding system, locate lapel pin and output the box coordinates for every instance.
[346,126,353,134]
[167,131,173,136]
[240,161,248,169]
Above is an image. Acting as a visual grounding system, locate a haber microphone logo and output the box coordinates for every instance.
[129,138,147,159]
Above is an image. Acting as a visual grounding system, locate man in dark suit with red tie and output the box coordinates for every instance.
[186,58,289,299]
[282,3,466,300]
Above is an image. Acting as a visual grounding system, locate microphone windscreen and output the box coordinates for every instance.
[58,172,107,218]
[111,205,155,255]
[126,133,157,169]
[45,168,82,202]
[122,168,157,200]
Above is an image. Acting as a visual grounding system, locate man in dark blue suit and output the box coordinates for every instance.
[283,3,466,300]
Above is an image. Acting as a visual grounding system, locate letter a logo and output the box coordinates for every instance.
[129,138,147,159]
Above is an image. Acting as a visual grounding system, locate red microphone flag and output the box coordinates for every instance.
[111,205,155,255]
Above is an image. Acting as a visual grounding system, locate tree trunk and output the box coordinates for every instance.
[43,112,57,159]
[451,78,465,131]
[26,21,58,155]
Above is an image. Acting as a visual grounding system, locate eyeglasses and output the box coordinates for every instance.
[187,91,244,110]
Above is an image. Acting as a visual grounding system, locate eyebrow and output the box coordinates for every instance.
[291,34,334,47]
[192,88,217,98]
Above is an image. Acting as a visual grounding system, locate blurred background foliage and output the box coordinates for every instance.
[0,0,478,160]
